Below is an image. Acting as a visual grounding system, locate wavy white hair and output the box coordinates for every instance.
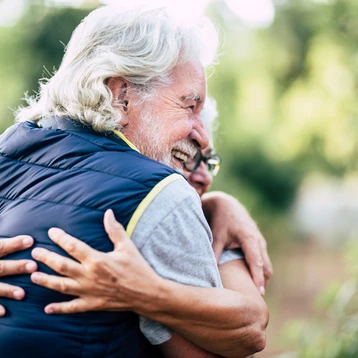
[201,96,218,149]
[16,6,219,132]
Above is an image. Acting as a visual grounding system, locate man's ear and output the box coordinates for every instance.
[107,77,130,120]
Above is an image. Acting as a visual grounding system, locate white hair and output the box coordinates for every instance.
[201,96,218,149]
[16,6,219,132]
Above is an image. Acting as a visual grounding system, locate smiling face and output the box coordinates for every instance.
[120,60,209,172]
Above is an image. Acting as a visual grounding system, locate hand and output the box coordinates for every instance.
[201,191,273,295]
[0,235,37,316]
[31,209,163,315]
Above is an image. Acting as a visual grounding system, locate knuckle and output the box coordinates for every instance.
[17,261,28,274]
[68,301,77,312]
[266,267,273,277]
[58,262,68,275]
[246,232,258,241]
[65,241,77,256]
[243,235,259,248]
[89,257,103,272]
[92,299,104,310]
[59,280,69,294]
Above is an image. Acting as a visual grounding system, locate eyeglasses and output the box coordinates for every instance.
[183,150,221,177]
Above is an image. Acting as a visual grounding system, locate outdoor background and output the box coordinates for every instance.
[1,0,357,356]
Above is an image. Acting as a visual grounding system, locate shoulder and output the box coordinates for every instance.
[1,121,177,186]
[128,174,202,238]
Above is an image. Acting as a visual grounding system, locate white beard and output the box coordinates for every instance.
[127,111,196,173]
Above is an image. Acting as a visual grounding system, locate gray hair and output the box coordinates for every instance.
[16,6,219,132]
[201,96,218,149]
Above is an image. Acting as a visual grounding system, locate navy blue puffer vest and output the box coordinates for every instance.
[0,117,177,357]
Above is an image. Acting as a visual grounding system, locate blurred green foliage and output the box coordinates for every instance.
[282,240,358,358]
[0,4,88,132]
[208,0,358,215]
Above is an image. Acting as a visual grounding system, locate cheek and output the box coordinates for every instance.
[183,171,192,181]
[169,122,192,142]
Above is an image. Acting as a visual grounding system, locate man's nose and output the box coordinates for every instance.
[189,116,209,150]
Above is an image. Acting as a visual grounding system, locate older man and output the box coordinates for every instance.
[0,6,268,358]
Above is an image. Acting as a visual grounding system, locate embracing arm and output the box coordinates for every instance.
[159,259,267,358]
[31,210,268,357]
[155,263,268,357]
[202,191,273,294]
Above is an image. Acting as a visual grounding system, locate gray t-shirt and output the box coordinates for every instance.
[220,248,244,264]
[130,176,222,345]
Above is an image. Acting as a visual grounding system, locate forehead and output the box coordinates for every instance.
[169,60,206,99]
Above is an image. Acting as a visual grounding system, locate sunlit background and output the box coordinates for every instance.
[1,0,358,356]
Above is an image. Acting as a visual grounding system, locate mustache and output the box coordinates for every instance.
[172,139,198,159]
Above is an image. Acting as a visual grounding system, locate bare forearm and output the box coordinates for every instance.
[201,191,273,293]
[133,279,268,357]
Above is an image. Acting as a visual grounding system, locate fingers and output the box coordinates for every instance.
[44,298,88,315]
[212,240,226,264]
[241,241,265,296]
[31,272,81,296]
[31,247,82,278]
[44,298,129,315]
[260,240,273,287]
[103,209,128,249]
[0,282,26,300]
[0,236,34,258]
[47,228,93,263]
[0,259,37,277]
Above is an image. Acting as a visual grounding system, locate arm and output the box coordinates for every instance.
[159,334,219,358]
[31,210,268,357]
[201,191,273,294]
[159,259,268,358]
[0,236,37,315]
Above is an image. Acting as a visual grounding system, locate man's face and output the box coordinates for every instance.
[122,60,209,172]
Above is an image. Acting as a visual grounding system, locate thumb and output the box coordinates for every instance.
[103,209,127,249]
[212,239,225,264]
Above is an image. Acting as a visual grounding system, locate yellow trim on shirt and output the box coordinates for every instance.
[113,130,140,152]
[126,173,185,238]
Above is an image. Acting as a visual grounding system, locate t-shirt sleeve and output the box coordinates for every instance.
[130,177,222,345]
[219,248,245,265]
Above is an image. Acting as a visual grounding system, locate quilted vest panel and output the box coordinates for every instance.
[0,118,177,357]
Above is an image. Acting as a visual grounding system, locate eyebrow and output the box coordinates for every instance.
[181,92,201,103]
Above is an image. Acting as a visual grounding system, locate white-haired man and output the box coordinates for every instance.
[0,6,269,358]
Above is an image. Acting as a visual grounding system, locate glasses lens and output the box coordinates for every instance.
[206,155,221,176]
[183,150,201,172]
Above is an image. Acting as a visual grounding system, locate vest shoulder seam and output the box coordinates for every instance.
[126,174,185,237]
